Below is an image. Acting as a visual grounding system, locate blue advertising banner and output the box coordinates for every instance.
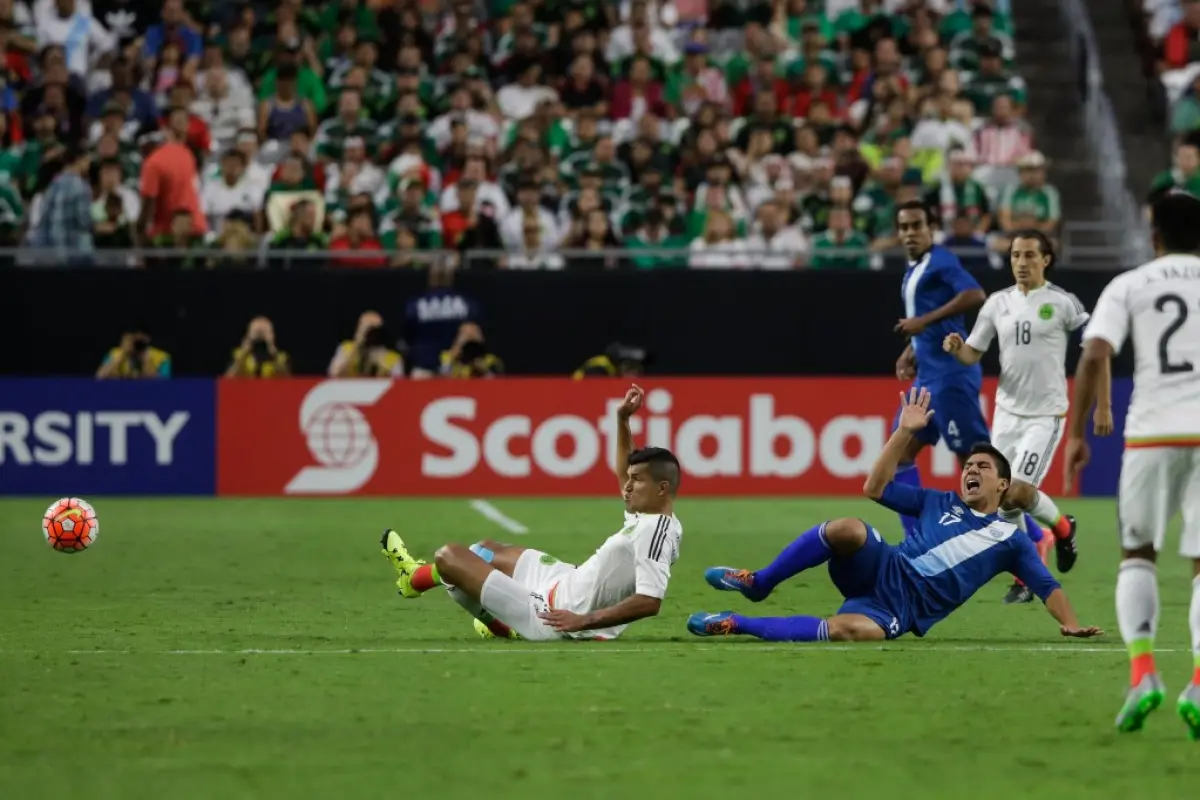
[0,379,216,495]
[1079,377,1131,498]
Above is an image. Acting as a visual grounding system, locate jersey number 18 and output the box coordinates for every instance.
[1013,320,1031,345]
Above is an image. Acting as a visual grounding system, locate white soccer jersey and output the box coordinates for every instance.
[965,282,1090,416]
[554,510,683,640]
[1083,254,1200,445]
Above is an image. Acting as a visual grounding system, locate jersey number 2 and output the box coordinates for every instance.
[1156,294,1196,375]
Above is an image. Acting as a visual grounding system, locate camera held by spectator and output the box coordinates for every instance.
[440,323,504,378]
[328,311,404,378]
[226,316,290,378]
[96,332,172,380]
[573,342,648,379]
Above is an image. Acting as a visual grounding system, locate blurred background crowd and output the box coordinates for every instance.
[2,0,1069,270]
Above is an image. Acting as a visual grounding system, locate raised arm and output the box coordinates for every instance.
[864,387,934,507]
[614,384,644,490]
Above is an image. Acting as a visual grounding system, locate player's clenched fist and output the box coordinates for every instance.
[943,332,965,353]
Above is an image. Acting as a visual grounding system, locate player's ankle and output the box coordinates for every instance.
[1130,652,1157,686]
[1052,515,1072,539]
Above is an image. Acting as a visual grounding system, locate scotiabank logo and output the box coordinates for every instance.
[419,389,899,480]
[217,378,1044,497]
[286,380,392,494]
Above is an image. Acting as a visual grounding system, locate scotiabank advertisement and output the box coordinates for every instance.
[216,378,1071,497]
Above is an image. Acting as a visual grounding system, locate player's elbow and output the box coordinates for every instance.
[862,477,885,501]
[636,595,663,618]
[962,288,986,309]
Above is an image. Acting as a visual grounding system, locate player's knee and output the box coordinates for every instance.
[434,543,470,573]
[826,616,886,642]
[470,541,497,563]
[823,518,868,555]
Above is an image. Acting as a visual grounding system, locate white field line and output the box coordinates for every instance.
[468,499,529,534]
[0,644,1182,656]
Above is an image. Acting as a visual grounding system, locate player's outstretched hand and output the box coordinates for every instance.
[539,609,588,633]
[617,384,644,419]
[1062,436,1090,493]
[1060,625,1104,639]
[897,387,934,433]
[942,332,964,354]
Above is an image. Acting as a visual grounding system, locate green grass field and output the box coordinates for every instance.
[1,496,1196,799]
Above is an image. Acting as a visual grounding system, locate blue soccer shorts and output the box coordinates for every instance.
[827,524,913,640]
[892,378,990,456]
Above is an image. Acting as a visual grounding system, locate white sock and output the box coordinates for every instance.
[1116,559,1159,650]
[1000,507,1027,532]
[446,585,498,623]
[1029,491,1062,528]
[1190,575,1200,674]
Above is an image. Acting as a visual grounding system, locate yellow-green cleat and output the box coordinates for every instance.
[380,529,424,599]
[472,618,522,640]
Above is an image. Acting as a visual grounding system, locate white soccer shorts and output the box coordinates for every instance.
[479,549,575,641]
[991,407,1065,487]
[1118,447,1200,557]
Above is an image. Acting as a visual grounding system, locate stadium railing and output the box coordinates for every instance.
[1056,0,1153,265]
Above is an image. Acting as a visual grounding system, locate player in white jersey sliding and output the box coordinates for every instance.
[943,229,1085,603]
[1064,191,1200,739]
[379,384,684,641]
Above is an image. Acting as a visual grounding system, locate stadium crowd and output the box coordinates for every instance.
[7,0,1061,269]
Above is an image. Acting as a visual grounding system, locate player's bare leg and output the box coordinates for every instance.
[1115,544,1165,733]
[1178,558,1200,741]
[379,532,519,639]
[472,539,528,577]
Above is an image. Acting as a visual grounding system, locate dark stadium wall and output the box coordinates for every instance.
[1,268,1133,378]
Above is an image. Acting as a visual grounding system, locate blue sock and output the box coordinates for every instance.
[731,614,830,642]
[1024,513,1044,544]
[893,463,922,538]
[753,522,833,595]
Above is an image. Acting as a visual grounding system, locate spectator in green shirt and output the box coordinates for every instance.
[1147,140,1200,205]
[258,41,329,116]
[998,150,1061,237]
[810,206,872,270]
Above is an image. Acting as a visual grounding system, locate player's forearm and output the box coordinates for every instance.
[580,594,661,631]
[921,289,986,326]
[1043,589,1081,629]
[615,412,633,485]
[1067,350,1105,439]
[864,429,914,499]
[952,345,983,366]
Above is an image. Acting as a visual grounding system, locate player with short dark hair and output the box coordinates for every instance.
[688,388,1102,643]
[1065,189,1200,736]
[891,200,988,540]
[380,385,683,641]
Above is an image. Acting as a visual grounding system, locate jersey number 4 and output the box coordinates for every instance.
[1156,294,1196,375]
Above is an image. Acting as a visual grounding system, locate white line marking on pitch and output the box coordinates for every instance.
[2,644,1182,656]
[469,499,529,534]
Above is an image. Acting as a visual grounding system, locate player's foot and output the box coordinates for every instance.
[1002,582,1034,604]
[379,529,425,599]
[1054,515,1078,573]
[1115,673,1166,733]
[1178,684,1200,741]
[703,566,769,602]
[686,611,738,637]
[473,618,522,640]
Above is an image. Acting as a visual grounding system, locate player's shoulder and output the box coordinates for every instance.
[624,511,682,538]
[1044,282,1087,312]
[930,245,964,268]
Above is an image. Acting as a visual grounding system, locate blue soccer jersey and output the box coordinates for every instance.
[874,482,1060,635]
[897,245,989,453]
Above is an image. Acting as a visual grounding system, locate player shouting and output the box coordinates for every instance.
[379,384,684,641]
[1064,191,1200,738]
[942,230,1085,603]
[891,200,988,540]
[688,387,1102,644]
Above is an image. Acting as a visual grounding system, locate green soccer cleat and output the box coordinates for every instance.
[1115,674,1166,733]
[1178,684,1200,741]
[473,618,522,640]
[380,529,424,599]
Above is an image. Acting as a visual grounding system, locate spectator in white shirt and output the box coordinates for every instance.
[202,148,261,233]
[495,55,558,121]
[427,87,501,150]
[35,0,115,77]
[607,1,680,65]
[92,156,140,221]
[689,209,751,268]
[192,63,255,154]
[745,199,809,269]
[506,214,565,270]
[440,157,511,219]
[501,176,559,251]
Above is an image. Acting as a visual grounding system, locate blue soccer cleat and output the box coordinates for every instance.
[687,611,738,637]
[703,566,769,602]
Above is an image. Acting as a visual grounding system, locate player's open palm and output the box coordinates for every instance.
[1060,625,1104,639]
[618,384,644,419]
[898,387,934,433]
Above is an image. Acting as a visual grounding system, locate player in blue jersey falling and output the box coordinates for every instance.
[892,201,1074,601]
[687,387,1102,643]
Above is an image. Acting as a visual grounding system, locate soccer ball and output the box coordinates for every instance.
[42,497,99,553]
